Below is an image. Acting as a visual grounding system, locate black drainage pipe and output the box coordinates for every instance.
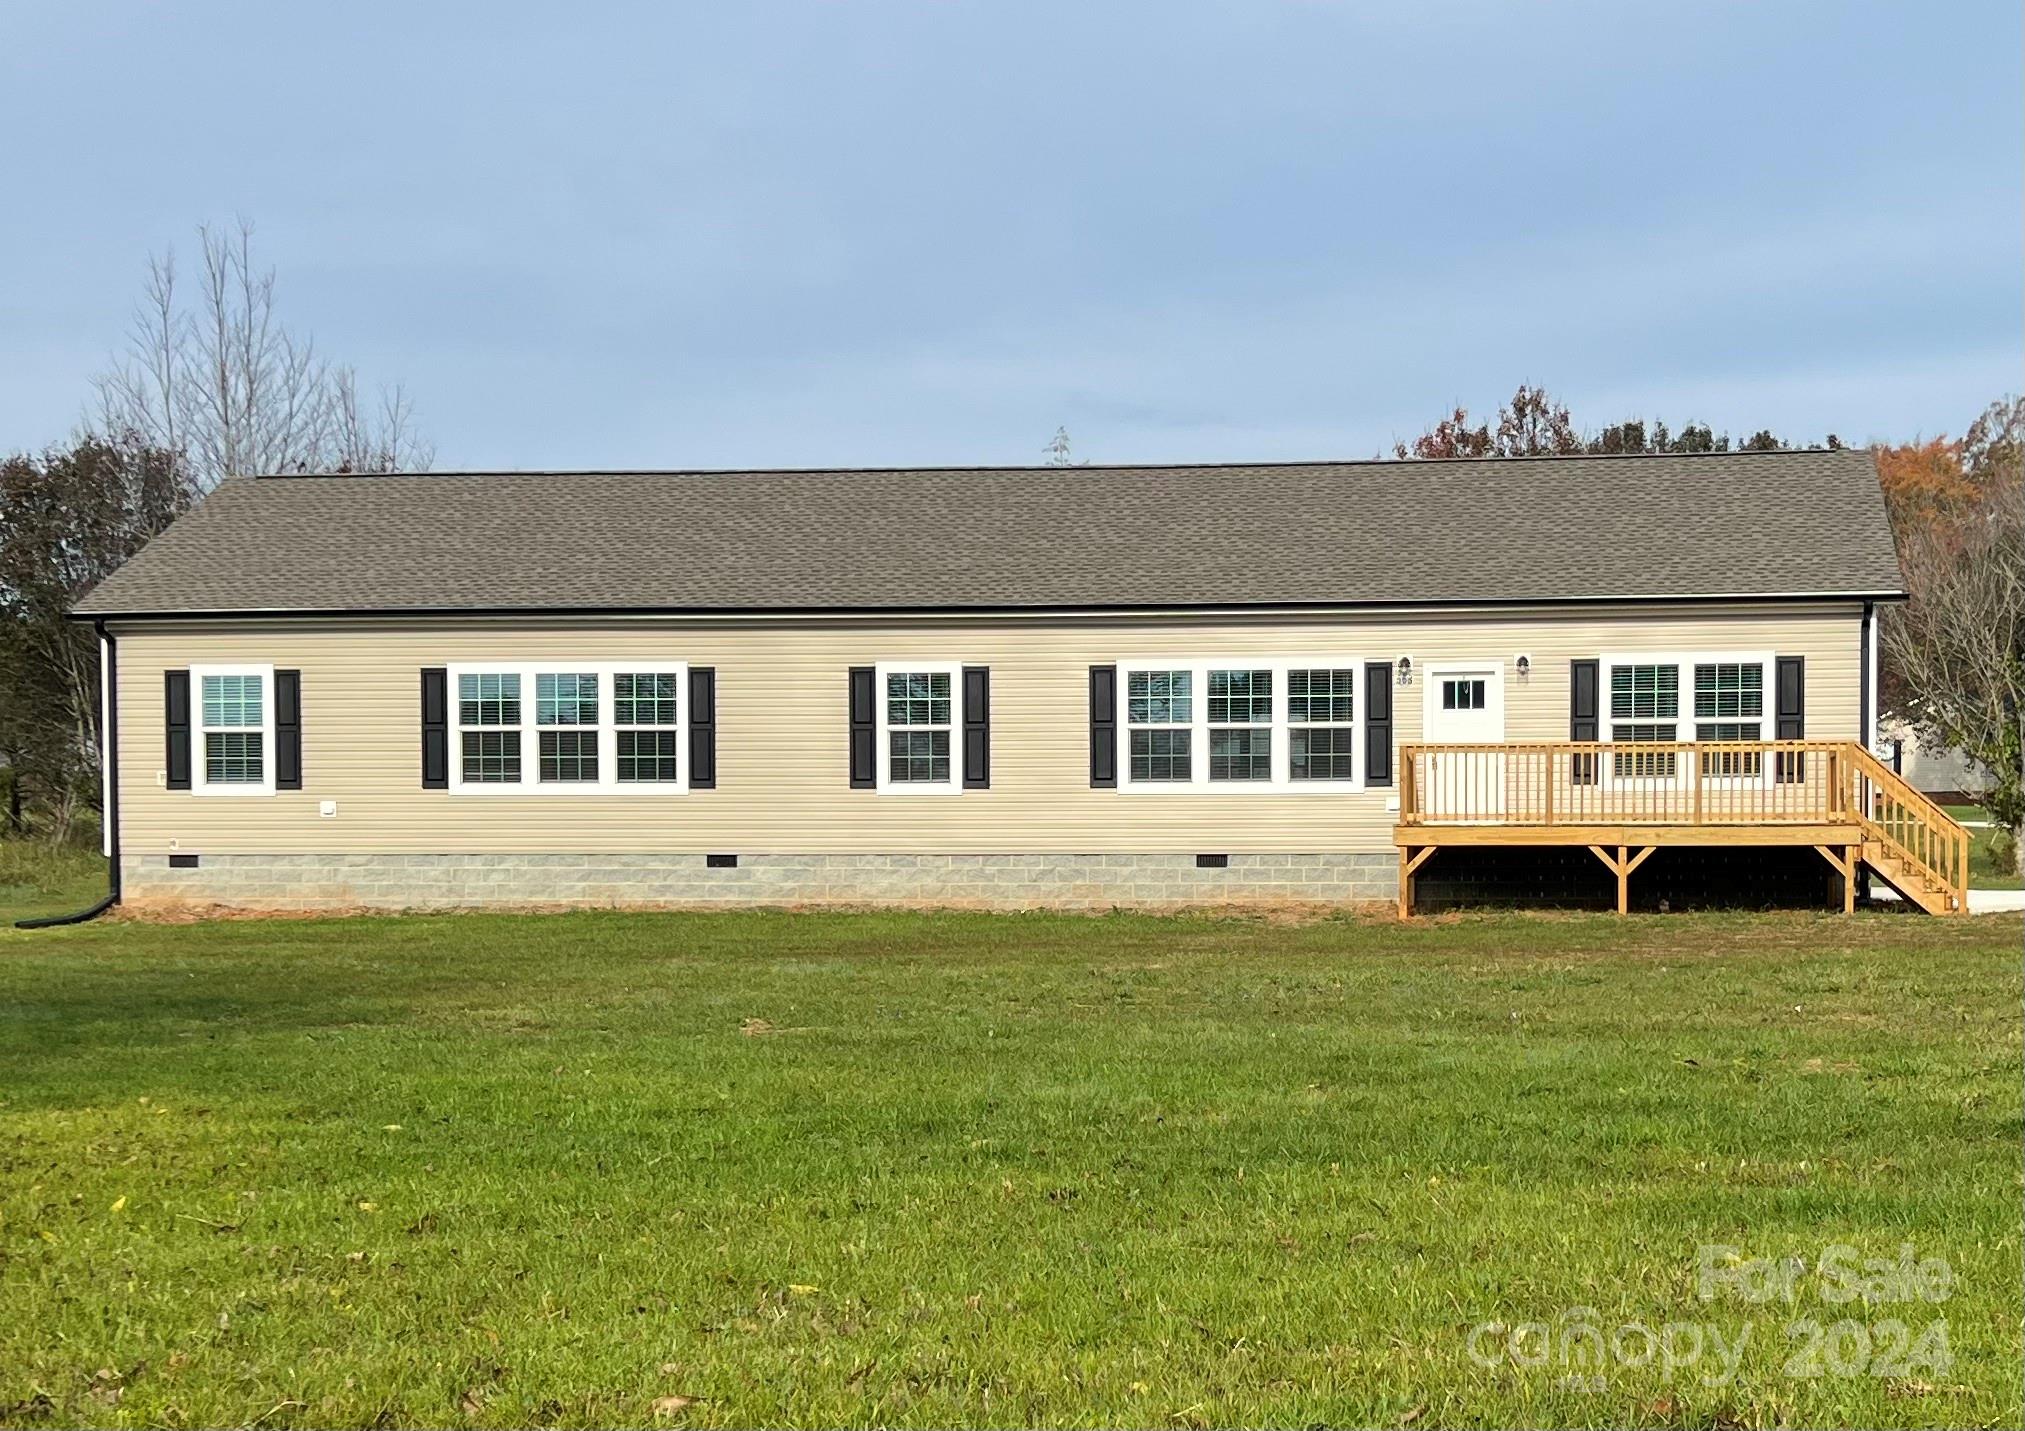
[15,893,119,930]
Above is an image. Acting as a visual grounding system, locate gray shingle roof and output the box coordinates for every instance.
[73,449,1904,618]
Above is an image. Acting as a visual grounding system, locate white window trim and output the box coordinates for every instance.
[1115,658,1367,793]
[873,660,965,796]
[445,662,689,795]
[1600,650,1775,787]
[190,663,276,797]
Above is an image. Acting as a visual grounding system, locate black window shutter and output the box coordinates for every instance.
[1363,662,1392,786]
[688,667,717,789]
[848,666,876,789]
[1569,658,1600,786]
[420,667,448,790]
[962,665,990,789]
[274,670,302,790]
[1088,665,1117,788]
[1775,655,1805,784]
[164,669,191,790]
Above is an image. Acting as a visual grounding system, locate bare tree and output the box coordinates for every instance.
[1882,477,2025,870]
[1042,426,1087,467]
[93,219,431,487]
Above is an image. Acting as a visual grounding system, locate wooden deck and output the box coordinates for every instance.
[1393,739,1969,917]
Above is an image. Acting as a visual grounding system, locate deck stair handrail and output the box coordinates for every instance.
[1841,743,1970,914]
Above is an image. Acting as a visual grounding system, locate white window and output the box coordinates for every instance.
[1287,668,1358,781]
[1118,659,1362,792]
[1440,676,1487,711]
[613,673,682,783]
[192,664,275,795]
[1693,661,1765,776]
[1127,668,1194,782]
[447,663,687,794]
[1601,652,1772,782]
[536,672,600,784]
[875,662,962,794]
[1207,668,1273,781]
[459,671,523,784]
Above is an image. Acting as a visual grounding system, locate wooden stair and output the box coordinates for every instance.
[1859,840,1961,915]
[1844,745,1970,915]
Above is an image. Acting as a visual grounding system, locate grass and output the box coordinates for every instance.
[0,840,108,926]
[1941,807,2023,892]
[0,902,2018,1428]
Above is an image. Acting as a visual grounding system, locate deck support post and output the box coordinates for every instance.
[1587,843,1654,915]
[1398,845,1436,919]
[1814,843,1857,914]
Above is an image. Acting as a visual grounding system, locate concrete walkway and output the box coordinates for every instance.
[1866,885,2024,913]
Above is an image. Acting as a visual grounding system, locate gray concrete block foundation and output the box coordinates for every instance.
[120,852,1395,911]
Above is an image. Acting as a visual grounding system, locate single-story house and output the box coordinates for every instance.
[71,447,1969,915]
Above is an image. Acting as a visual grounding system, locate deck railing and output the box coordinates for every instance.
[1399,739,1853,827]
[1396,739,1970,915]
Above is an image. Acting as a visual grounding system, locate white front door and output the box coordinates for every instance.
[1420,666,1507,818]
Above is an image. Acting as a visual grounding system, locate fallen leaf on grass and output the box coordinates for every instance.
[739,1018,776,1036]
[460,1388,487,1416]
[651,1394,700,1416]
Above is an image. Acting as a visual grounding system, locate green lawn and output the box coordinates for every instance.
[0,840,108,926]
[1942,807,2023,891]
[1,906,2019,1429]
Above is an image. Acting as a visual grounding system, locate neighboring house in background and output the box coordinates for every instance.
[1877,718,1994,801]
[71,448,1966,916]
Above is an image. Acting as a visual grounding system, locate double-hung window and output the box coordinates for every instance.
[614,673,681,783]
[1694,662,1765,776]
[1603,652,1773,782]
[536,673,599,783]
[1287,668,1357,781]
[1207,669,1273,781]
[1119,659,1362,790]
[876,662,960,793]
[448,663,687,793]
[1127,669,1194,782]
[459,672,523,783]
[1609,663,1679,778]
[192,664,275,795]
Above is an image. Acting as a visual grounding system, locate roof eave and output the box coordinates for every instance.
[70,588,1909,623]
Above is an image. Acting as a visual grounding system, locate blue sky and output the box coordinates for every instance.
[2,2,2018,469]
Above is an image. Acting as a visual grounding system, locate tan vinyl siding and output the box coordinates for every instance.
[112,604,1864,856]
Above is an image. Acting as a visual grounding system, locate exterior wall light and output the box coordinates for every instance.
[1397,656,1413,686]
[1515,654,1531,679]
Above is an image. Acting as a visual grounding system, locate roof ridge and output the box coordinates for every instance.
[244,447,1864,481]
